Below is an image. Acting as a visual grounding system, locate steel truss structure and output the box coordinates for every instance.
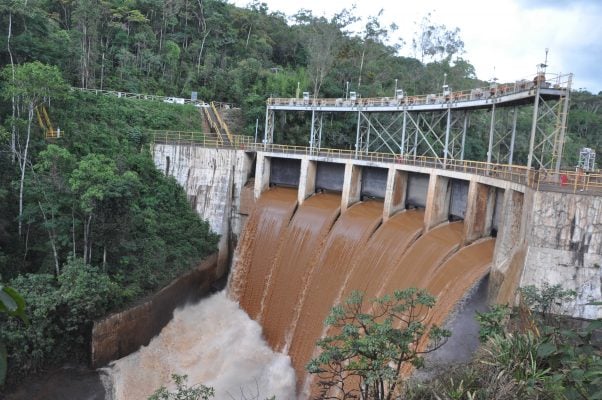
[264,73,572,173]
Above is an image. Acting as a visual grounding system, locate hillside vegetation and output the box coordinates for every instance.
[0,81,217,382]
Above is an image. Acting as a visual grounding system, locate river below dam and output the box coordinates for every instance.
[105,291,296,399]
[5,292,296,400]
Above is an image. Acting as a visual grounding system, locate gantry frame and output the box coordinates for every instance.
[264,73,572,173]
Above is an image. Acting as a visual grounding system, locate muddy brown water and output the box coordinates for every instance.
[234,189,495,396]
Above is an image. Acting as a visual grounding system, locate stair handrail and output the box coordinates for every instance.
[210,101,234,144]
[201,106,224,145]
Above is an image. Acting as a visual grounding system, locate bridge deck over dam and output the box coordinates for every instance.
[152,137,602,320]
[267,81,566,112]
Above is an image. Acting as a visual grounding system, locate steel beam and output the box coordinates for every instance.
[460,112,468,160]
[487,103,496,164]
[509,107,518,165]
[527,86,541,169]
[263,108,274,147]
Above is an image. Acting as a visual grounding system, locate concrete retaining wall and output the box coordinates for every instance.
[152,145,253,274]
[520,192,602,319]
[91,254,218,367]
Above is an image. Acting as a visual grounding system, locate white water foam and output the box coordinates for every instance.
[105,291,296,400]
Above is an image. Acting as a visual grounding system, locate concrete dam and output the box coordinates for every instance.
[148,141,601,397]
[137,74,601,398]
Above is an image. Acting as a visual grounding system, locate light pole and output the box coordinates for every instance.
[394,78,398,97]
[346,81,349,100]
[254,118,259,143]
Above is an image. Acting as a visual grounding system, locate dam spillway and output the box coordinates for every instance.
[229,179,496,395]
[145,142,602,398]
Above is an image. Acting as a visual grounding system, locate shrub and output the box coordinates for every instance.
[148,374,214,400]
[307,289,450,400]
[405,285,601,400]
[0,259,123,380]
[475,304,510,342]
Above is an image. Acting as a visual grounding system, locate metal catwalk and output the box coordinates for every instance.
[264,72,572,173]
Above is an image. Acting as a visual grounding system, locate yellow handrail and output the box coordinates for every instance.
[35,105,60,139]
[201,107,223,145]
[148,130,602,195]
[210,101,235,144]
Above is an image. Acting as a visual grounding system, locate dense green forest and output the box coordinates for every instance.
[2,0,600,152]
[0,0,601,388]
[0,82,219,382]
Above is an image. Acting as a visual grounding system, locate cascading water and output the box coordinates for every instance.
[378,221,465,297]
[105,292,296,400]
[229,187,299,319]
[232,188,495,397]
[258,192,342,353]
[339,209,424,302]
[285,200,384,389]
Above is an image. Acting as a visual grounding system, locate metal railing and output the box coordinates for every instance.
[71,87,240,109]
[149,130,601,196]
[72,87,204,106]
[150,130,252,148]
[210,101,235,144]
[201,107,224,145]
[268,73,572,109]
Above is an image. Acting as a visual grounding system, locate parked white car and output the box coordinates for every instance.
[163,97,185,105]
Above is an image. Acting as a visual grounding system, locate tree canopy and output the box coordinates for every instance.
[307,289,450,400]
[0,79,218,383]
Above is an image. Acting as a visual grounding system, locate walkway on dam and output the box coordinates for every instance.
[267,74,567,112]
[71,86,237,109]
[150,130,602,196]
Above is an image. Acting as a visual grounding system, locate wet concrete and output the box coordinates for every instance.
[416,274,491,379]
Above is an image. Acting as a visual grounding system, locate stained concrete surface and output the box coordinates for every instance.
[415,275,489,379]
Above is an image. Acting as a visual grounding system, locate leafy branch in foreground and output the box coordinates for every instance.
[0,283,27,385]
[307,288,450,400]
[406,285,602,400]
[148,374,215,400]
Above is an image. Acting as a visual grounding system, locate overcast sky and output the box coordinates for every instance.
[230,0,602,94]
